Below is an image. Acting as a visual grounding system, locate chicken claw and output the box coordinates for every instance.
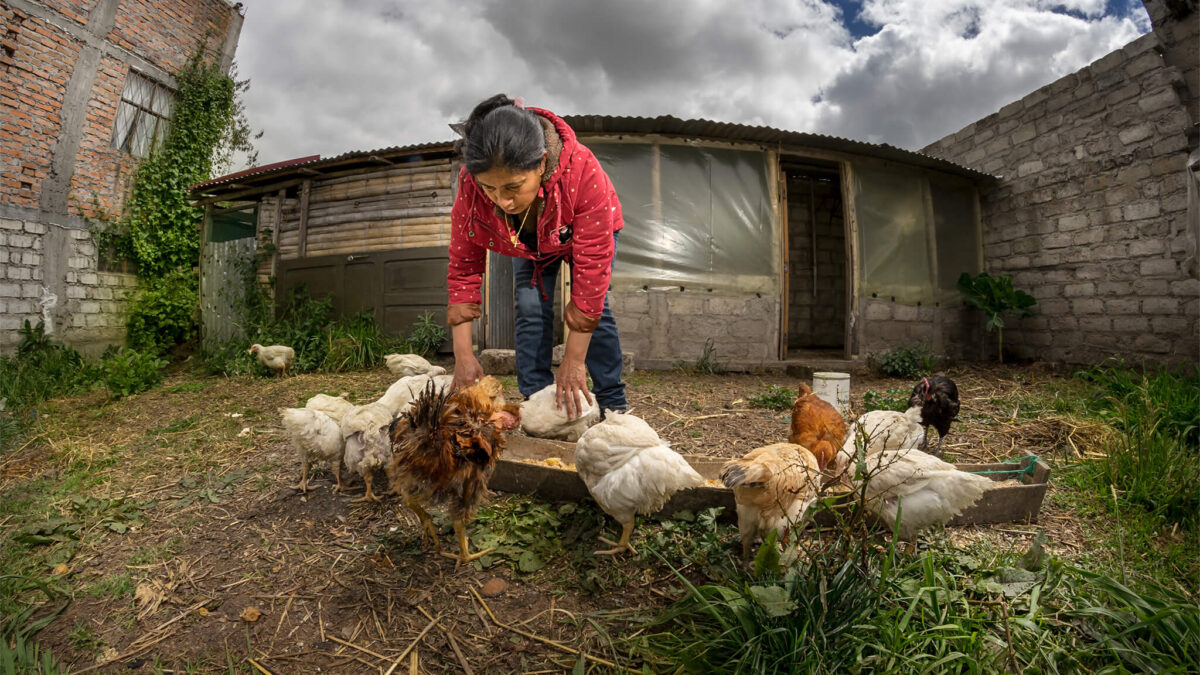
[350,474,382,503]
[404,496,441,551]
[594,520,637,556]
[440,520,492,568]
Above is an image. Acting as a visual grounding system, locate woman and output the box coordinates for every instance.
[446,94,627,419]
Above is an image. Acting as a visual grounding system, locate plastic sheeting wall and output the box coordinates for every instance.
[854,164,980,304]
[588,143,777,294]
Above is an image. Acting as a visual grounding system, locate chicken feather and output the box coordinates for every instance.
[721,443,822,562]
[575,412,704,556]
[280,407,344,493]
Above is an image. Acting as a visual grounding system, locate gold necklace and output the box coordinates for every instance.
[509,204,533,246]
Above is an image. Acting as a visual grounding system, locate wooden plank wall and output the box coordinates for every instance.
[275,159,454,259]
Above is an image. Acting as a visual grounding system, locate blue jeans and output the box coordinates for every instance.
[512,234,627,411]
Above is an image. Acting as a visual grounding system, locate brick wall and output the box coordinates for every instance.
[1,7,79,208]
[0,0,241,355]
[921,31,1199,365]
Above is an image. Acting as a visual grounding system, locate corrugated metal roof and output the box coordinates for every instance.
[564,114,993,179]
[190,115,991,199]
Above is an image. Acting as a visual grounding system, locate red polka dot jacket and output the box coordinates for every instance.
[446,107,624,333]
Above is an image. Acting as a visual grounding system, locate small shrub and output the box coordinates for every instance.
[958,271,1036,362]
[868,341,939,379]
[99,348,166,398]
[0,321,96,410]
[675,339,726,375]
[405,311,447,357]
[748,385,794,411]
[125,268,198,354]
[862,387,910,412]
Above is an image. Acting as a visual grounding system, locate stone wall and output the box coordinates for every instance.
[921,31,1198,365]
[610,290,780,369]
[857,298,987,362]
[0,0,242,354]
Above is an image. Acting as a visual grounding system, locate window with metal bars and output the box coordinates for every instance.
[111,71,174,158]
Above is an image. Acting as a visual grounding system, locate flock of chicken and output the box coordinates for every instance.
[271,341,991,567]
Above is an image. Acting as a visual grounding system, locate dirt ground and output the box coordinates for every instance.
[3,361,1110,673]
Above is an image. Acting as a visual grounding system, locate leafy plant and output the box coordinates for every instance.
[862,387,911,412]
[675,338,726,375]
[125,267,199,354]
[957,272,1036,362]
[868,341,939,379]
[405,311,447,357]
[99,348,167,398]
[747,385,794,411]
[321,310,405,372]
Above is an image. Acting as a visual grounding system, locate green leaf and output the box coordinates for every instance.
[107,522,128,534]
[749,585,796,617]
[517,551,545,573]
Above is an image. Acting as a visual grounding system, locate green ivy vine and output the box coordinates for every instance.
[95,44,257,355]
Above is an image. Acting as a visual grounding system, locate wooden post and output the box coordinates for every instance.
[272,189,283,279]
[839,162,859,361]
[921,174,942,355]
[298,179,312,258]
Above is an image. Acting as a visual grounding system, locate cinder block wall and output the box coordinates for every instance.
[787,174,846,349]
[0,0,241,354]
[610,290,781,368]
[921,31,1198,365]
[857,298,987,362]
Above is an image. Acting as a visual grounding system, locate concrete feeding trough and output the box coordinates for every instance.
[492,435,1051,527]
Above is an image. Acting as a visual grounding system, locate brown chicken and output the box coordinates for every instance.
[721,443,822,562]
[788,383,847,471]
[386,376,520,566]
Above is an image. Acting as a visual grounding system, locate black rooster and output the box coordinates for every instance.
[908,376,960,457]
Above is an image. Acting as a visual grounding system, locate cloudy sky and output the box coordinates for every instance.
[233,0,1150,168]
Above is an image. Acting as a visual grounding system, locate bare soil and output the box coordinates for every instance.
[1,361,1112,673]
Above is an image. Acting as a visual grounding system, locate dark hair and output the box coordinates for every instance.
[455,94,545,175]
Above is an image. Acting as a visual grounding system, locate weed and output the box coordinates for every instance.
[99,347,167,398]
[862,387,911,412]
[406,311,448,357]
[867,341,940,379]
[321,309,406,372]
[82,572,134,599]
[674,339,726,375]
[68,621,105,654]
[747,384,793,411]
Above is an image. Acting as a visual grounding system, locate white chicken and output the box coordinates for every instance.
[574,412,704,556]
[385,353,446,377]
[720,443,822,562]
[833,407,926,481]
[280,407,344,493]
[304,393,354,424]
[519,384,600,442]
[340,402,395,503]
[249,344,295,377]
[852,447,991,540]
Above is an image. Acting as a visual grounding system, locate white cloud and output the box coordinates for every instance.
[232,0,1149,168]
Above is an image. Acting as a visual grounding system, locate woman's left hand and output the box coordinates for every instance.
[555,356,593,419]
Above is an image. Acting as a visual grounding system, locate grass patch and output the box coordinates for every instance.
[862,386,911,412]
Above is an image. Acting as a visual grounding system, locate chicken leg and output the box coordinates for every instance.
[350,472,381,503]
[595,518,637,556]
[295,458,311,493]
[440,519,492,567]
[331,463,344,494]
[404,496,440,551]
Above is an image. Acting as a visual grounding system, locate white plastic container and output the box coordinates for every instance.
[812,371,851,417]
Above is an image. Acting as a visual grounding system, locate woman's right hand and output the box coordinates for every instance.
[452,354,485,391]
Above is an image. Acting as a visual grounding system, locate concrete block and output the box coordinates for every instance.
[79,273,98,285]
[705,296,747,316]
[863,302,892,321]
[892,304,918,321]
[1057,214,1088,231]
[1063,282,1095,297]
[0,219,22,231]
[79,301,101,314]
[0,283,19,298]
[1111,316,1149,332]
[1170,279,1200,297]
[1105,299,1140,314]
[1142,297,1179,314]
[1071,298,1104,314]
[1139,259,1177,276]
[1079,317,1112,332]
[1123,201,1160,220]
[478,349,516,375]
[1128,239,1166,256]
[1133,334,1171,353]
[8,234,33,248]
[1151,316,1191,333]
[23,222,46,234]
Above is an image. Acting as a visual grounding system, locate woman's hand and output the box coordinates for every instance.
[450,321,483,390]
[452,354,485,391]
[555,355,593,419]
